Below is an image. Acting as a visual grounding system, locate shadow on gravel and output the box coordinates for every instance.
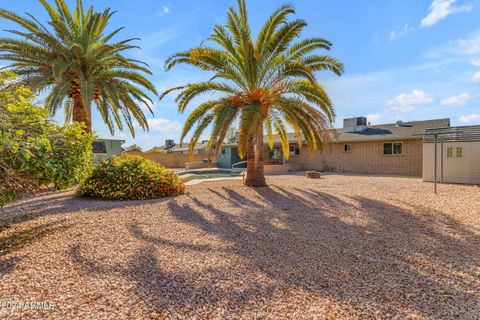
[166,185,479,318]
[0,220,72,275]
[69,242,277,317]
[68,183,480,318]
[0,191,173,226]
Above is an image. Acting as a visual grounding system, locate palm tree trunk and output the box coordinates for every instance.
[245,121,267,187]
[245,134,256,186]
[72,98,92,133]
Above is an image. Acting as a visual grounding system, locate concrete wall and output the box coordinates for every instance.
[185,161,217,170]
[264,164,290,175]
[291,140,423,176]
[423,141,480,184]
[264,164,302,175]
[124,149,143,155]
[141,152,206,168]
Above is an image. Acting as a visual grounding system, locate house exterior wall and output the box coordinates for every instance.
[93,139,124,164]
[290,140,423,176]
[423,141,480,184]
[217,147,233,168]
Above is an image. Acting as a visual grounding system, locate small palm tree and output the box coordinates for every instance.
[161,0,343,186]
[0,0,157,135]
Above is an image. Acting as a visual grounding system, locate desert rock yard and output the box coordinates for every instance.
[0,174,479,319]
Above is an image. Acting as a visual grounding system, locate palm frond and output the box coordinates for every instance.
[0,0,157,134]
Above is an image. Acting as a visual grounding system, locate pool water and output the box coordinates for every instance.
[181,172,241,182]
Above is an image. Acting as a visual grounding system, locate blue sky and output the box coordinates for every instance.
[2,0,480,149]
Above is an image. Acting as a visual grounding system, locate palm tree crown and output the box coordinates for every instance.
[161,0,343,185]
[0,0,157,135]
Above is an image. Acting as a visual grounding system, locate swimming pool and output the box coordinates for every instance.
[178,169,244,184]
[181,172,242,182]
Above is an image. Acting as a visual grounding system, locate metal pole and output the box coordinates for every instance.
[434,134,437,195]
[441,140,444,183]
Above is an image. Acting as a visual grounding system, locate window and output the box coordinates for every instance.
[269,148,281,160]
[344,144,352,152]
[289,146,300,156]
[221,148,226,155]
[446,147,453,158]
[383,142,403,155]
[92,141,107,154]
[456,147,463,158]
[393,143,402,155]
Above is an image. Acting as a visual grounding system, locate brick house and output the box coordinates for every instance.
[269,117,451,176]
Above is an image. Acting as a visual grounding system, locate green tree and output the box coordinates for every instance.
[161,0,343,186]
[0,71,94,207]
[0,0,157,135]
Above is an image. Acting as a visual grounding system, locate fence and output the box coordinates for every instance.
[141,152,206,169]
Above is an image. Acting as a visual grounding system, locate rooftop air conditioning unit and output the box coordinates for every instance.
[343,116,367,133]
[164,140,176,153]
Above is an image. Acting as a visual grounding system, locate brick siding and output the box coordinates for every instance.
[288,140,423,176]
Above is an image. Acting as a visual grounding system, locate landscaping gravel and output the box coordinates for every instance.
[0,173,479,319]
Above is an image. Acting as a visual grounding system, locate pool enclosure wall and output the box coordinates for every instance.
[423,126,480,184]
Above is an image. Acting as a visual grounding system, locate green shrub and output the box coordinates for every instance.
[0,72,94,207]
[77,154,185,200]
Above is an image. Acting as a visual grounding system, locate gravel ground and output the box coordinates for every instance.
[0,173,479,319]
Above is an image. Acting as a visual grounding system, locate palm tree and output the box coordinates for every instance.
[161,0,343,187]
[0,0,157,135]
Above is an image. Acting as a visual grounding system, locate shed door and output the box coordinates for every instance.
[470,143,480,184]
[443,143,469,184]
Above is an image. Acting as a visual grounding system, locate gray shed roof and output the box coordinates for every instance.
[424,125,480,142]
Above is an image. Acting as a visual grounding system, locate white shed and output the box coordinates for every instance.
[423,126,480,184]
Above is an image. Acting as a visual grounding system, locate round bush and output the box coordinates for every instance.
[77,154,185,200]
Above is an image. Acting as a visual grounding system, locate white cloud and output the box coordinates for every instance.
[471,58,480,66]
[421,0,473,27]
[390,24,413,42]
[425,30,480,59]
[473,71,480,82]
[440,92,471,106]
[147,118,182,134]
[459,114,480,124]
[455,33,480,56]
[387,90,433,113]
[366,113,382,124]
[156,5,171,17]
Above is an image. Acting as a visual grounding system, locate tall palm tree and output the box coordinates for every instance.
[0,0,157,135]
[161,0,343,186]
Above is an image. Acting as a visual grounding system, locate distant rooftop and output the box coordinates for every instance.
[276,118,452,144]
[334,118,451,143]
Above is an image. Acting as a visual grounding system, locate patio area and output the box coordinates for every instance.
[1,173,479,319]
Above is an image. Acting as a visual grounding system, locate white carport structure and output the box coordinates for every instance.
[423,126,480,185]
